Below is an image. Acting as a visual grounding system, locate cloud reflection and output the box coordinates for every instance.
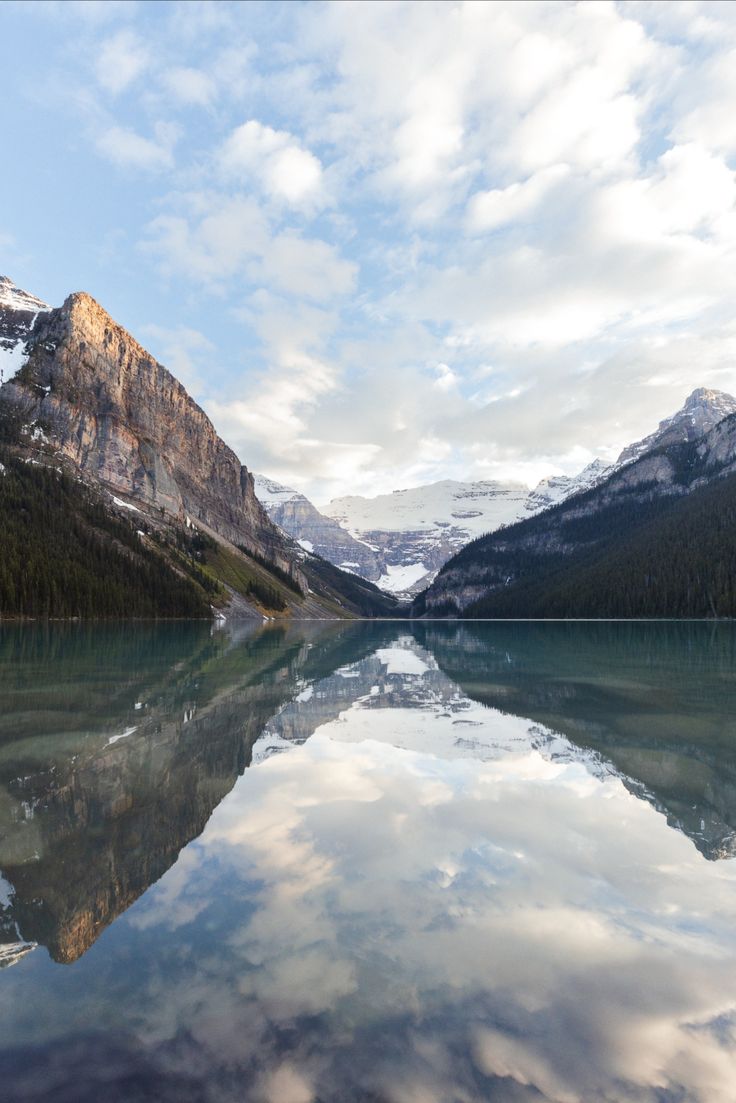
[118,711,736,1101]
[2,624,736,1102]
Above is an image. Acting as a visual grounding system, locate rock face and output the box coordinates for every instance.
[615,387,736,468]
[0,287,300,584]
[255,474,384,580]
[0,275,49,383]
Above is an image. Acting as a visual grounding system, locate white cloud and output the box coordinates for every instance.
[207,294,344,471]
[33,0,736,497]
[433,363,458,391]
[219,120,324,207]
[255,232,356,301]
[143,193,355,302]
[96,122,178,171]
[467,164,570,233]
[142,195,269,282]
[160,66,217,107]
[94,29,149,94]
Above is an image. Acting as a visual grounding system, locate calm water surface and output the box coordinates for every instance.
[1,620,736,1102]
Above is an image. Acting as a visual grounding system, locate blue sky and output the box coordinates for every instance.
[4,0,736,501]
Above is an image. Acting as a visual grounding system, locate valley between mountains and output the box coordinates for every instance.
[3,272,736,621]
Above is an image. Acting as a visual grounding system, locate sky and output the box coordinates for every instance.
[4,0,736,502]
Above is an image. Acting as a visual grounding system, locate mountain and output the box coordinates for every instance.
[254,473,385,581]
[0,278,398,620]
[0,275,49,384]
[615,386,736,468]
[524,458,610,512]
[320,479,533,596]
[415,390,736,618]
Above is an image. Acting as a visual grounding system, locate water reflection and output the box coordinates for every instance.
[1,621,735,1102]
[0,621,395,964]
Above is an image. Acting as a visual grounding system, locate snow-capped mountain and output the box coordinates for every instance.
[256,476,537,598]
[252,388,736,600]
[615,387,736,469]
[323,480,532,596]
[254,474,385,581]
[0,275,49,383]
[524,459,611,513]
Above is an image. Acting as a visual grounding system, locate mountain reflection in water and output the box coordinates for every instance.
[1,620,736,1102]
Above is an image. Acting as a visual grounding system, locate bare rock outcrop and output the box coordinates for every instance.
[2,290,302,585]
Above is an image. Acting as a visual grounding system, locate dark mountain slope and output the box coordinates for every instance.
[416,412,736,619]
[468,470,736,617]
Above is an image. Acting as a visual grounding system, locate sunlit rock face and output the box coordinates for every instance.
[0,287,300,581]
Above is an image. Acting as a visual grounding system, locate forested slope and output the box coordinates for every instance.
[0,451,211,619]
[415,415,736,619]
[465,471,736,618]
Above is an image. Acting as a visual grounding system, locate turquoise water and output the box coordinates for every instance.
[1,621,736,1102]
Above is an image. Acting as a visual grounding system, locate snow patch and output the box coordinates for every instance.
[0,874,15,908]
[324,479,530,537]
[108,725,137,746]
[111,496,142,513]
[254,473,301,507]
[0,339,30,382]
[0,277,48,313]
[298,539,314,553]
[377,563,429,593]
[0,941,37,969]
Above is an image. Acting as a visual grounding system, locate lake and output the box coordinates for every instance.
[1,620,736,1102]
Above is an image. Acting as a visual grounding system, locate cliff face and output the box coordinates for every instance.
[2,291,299,581]
[255,475,385,580]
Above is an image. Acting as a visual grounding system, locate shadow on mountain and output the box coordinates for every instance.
[414,620,736,859]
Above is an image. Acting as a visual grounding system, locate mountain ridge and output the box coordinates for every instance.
[414,404,736,618]
[0,278,398,621]
[254,387,736,598]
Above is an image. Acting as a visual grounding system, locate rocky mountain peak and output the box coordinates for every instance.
[0,286,302,583]
[682,386,736,419]
[255,472,386,582]
[616,386,736,468]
